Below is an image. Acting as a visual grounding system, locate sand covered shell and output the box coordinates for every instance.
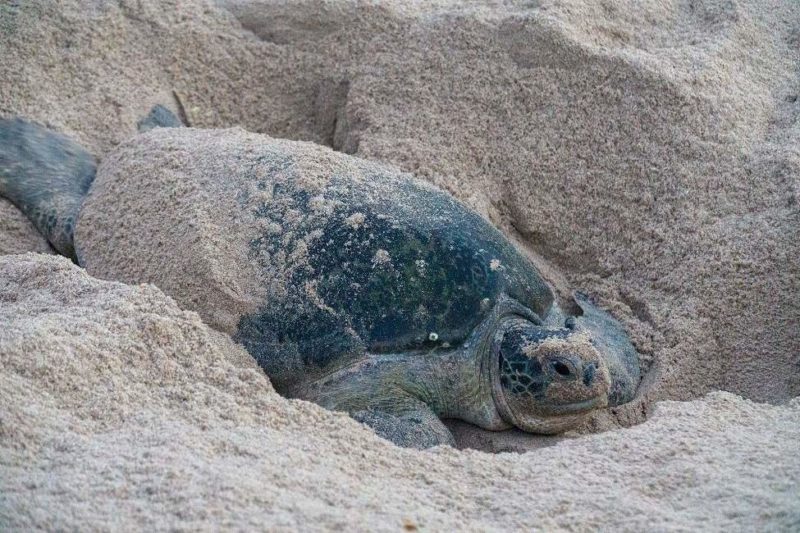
[77,127,553,391]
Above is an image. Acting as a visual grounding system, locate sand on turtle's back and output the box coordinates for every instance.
[78,127,554,391]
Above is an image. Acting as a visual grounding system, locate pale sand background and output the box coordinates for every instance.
[0,0,798,529]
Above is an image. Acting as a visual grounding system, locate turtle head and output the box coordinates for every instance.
[489,317,610,434]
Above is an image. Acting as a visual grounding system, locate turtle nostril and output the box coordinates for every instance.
[583,362,596,386]
[553,361,572,377]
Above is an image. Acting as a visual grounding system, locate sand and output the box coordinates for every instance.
[0,198,53,256]
[0,0,799,528]
[1,254,798,531]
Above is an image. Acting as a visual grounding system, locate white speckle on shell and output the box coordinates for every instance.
[372,249,391,266]
[345,212,366,229]
[308,195,340,216]
[428,332,439,342]
[490,259,502,271]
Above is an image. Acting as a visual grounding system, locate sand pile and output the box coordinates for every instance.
[0,0,799,527]
[1,254,798,530]
[0,198,53,256]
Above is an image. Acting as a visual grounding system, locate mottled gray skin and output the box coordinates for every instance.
[0,119,95,259]
[0,109,641,448]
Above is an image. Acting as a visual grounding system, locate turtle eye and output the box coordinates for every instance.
[552,361,572,377]
[564,317,576,330]
[547,356,578,380]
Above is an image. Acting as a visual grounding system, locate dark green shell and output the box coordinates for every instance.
[236,158,553,392]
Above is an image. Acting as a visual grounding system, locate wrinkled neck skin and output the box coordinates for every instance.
[293,294,537,430]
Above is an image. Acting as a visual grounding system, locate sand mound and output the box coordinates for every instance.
[1,254,798,530]
[0,198,53,256]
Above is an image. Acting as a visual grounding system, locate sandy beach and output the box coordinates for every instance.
[1,0,798,529]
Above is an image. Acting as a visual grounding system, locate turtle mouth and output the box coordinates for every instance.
[499,395,606,434]
[533,394,606,417]
[494,385,609,433]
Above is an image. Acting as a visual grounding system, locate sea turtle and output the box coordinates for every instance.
[0,107,640,448]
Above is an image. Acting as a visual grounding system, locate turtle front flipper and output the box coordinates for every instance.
[352,401,455,449]
[0,118,96,260]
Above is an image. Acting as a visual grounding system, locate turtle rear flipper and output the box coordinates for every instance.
[0,118,96,260]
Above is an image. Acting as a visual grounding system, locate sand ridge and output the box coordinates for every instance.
[0,198,53,256]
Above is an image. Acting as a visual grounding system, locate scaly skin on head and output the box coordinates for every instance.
[491,321,611,434]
